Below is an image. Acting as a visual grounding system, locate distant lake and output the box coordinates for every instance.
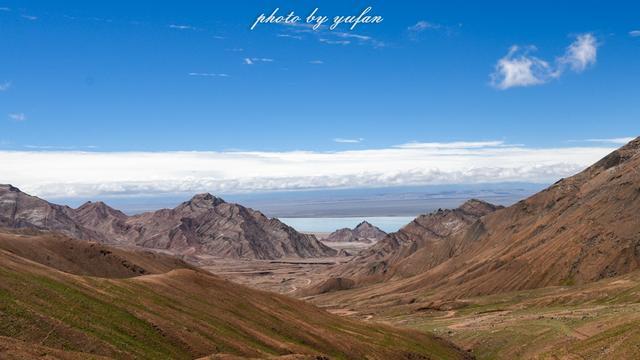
[279,216,416,233]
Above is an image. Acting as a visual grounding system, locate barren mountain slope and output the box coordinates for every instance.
[333,199,501,285]
[116,193,337,259]
[0,228,191,278]
[0,187,335,260]
[318,137,640,304]
[324,221,387,243]
[399,137,640,298]
[0,230,469,360]
[0,185,103,241]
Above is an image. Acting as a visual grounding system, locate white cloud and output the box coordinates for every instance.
[407,21,440,33]
[24,145,98,150]
[8,113,26,122]
[169,24,196,30]
[395,141,506,149]
[491,33,599,90]
[0,140,625,199]
[319,38,350,45]
[243,58,274,65]
[309,60,324,64]
[277,34,302,40]
[490,46,553,89]
[630,30,640,37]
[334,138,364,143]
[188,72,229,77]
[21,14,37,20]
[281,22,384,47]
[583,137,635,144]
[335,32,371,41]
[558,33,598,72]
[0,82,10,91]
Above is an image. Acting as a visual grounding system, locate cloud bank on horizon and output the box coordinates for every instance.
[0,140,623,199]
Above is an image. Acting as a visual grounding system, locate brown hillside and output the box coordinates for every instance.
[0,230,469,360]
[321,137,640,304]
[0,228,191,278]
[334,199,502,285]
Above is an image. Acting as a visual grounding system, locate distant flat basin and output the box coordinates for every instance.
[279,216,415,233]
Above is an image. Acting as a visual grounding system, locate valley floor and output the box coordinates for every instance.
[197,256,640,359]
[199,256,351,294]
[302,270,640,360]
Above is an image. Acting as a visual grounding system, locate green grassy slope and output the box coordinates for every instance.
[0,236,469,360]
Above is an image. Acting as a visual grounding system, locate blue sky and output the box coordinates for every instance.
[1,0,638,151]
[0,1,638,199]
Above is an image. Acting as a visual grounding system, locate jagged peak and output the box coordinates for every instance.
[78,200,111,210]
[186,193,226,207]
[355,220,373,228]
[458,199,502,217]
[591,136,640,171]
[0,184,22,193]
[76,200,126,218]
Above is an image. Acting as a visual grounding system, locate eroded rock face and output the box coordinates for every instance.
[0,185,104,241]
[324,221,387,244]
[0,187,336,259]
[119,194,336,259]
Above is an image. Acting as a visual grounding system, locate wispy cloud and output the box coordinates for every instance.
[277,33,302,40]
[8,113,26,122]
[188,72,229,77]
[309,60,324,64]
[0,7,10,11]
[406,20,460,40]
[395,141,505,149]
[629,30,640,37]
[21,14,37,20]
[281,22,384,48]
[334,138,364,143]
[557,33,598,72]
[0,82,10,91]
[582,137,635,144]
[319,38,350,45]
[491,33,599,90]
[407,20,442,34]
[243,58,274,65]
[0,140,622,198]
[24,145,98,150]
[225,48,244,52]
[335,32,371,41]
[169,24,196,30]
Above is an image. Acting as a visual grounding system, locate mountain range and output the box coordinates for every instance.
[0,187,335,260]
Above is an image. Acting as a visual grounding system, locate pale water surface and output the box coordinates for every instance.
[279,216,416,233]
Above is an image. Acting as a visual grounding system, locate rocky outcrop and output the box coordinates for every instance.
[0,185,104,241]
[324,221,387,243]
